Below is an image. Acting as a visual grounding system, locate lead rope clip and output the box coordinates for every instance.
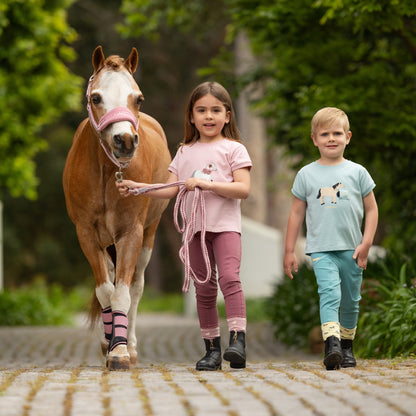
[115,168,123,183]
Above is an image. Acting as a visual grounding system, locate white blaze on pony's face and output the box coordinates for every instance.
[89,46,144,165]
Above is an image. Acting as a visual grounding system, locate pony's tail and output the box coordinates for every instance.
[88,292,102,329]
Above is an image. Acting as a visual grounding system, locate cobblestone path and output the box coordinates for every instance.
[0,314,415,416]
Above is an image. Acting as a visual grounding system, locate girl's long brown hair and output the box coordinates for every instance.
[182,82,241,145]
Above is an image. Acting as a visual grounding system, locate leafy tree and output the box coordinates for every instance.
[0,0,82,199]
[120,0,416,254]
[3,124,91,287]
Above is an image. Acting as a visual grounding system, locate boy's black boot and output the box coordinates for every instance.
[341,339,356,368]
[196,337,222,371]
[223,331,246,369]
[323,336,343,370]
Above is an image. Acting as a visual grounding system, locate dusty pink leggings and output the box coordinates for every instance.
[189,231,246,336]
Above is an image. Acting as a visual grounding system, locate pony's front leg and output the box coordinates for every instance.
[107,232,142,371]
[107,282,131,370]
[128,220,162,364]
[95,255,116,356]
[76,227,115,358]
[127,246,152,365]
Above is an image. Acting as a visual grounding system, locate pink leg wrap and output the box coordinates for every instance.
[109,311,128,352]
[101,306,113,342]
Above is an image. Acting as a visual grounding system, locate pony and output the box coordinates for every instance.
[317,182,344,205]
[63,46,171,370]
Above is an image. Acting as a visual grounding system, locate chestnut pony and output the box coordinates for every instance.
[63,46,170,370]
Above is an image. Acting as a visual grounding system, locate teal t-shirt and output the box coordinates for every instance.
[292,160,375,254]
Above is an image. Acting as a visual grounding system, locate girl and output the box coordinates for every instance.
[116,81,252,370]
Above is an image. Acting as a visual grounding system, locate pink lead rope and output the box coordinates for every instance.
[128,182,211,292]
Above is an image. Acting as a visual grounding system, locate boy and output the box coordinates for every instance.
[283,107,378,370]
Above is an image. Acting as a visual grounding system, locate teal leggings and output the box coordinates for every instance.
[311,250,363,329]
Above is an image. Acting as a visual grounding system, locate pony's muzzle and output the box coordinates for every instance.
[113,133,138,159]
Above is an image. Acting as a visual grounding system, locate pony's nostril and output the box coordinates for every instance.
[134,134,138,146]
[113,134,123,147]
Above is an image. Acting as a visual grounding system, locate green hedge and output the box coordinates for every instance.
[0,279,87,326]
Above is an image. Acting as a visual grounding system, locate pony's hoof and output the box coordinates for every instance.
[107,356,130,371]
[107,345,130,371]
[128,348,138,366]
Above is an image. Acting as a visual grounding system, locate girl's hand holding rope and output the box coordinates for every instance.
[116,180,148,197]
[185,177,212,192]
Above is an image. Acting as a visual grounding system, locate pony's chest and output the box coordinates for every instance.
[95,214,117,241]
[91,206,129,246]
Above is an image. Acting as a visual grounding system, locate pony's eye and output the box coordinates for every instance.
[91,95,101,105]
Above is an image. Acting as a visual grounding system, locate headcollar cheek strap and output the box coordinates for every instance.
[86,75,100,131]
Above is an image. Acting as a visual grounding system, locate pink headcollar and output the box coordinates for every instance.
[86,75,139,133]
[86,74,139,169]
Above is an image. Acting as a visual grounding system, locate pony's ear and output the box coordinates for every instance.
[92,46,105,72]
[125,47,139,74]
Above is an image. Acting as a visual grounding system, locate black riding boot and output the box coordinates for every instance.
[223,331,246,369]
[323,335,343,370]
[196,337,222,371]
[341,339,356,368]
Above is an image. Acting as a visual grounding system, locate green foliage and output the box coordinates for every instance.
[0,0,82,199]
[0,278,86,326]
[118,0,226,42]
[3,124,91,287]
[266,264,320,350]
[357,254,416,358]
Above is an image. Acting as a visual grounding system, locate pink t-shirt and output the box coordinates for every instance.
[169,139,252,234]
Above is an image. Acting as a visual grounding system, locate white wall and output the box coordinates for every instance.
[240,216,283,298]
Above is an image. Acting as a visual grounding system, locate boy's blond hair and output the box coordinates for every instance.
[311,107,350,136]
